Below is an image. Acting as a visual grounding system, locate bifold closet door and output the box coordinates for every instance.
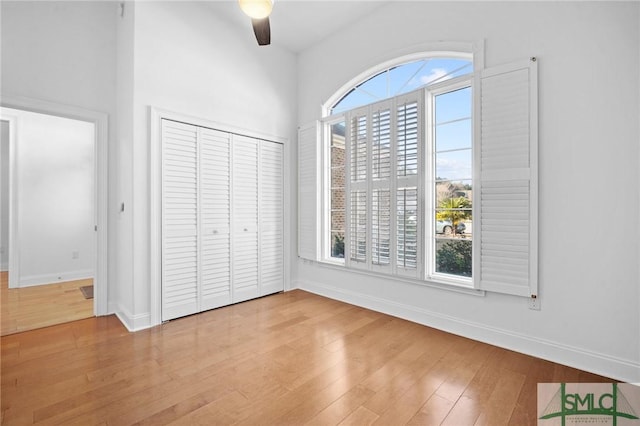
[232,135,260,303]
[161,120,199,321]
[162,120,284,321]
[200,128,232,311]
[260,141,284,296]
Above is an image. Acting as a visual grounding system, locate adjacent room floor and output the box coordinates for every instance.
[0,272,93,336]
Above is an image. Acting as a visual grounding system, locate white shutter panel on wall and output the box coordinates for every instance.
[200,128,232,311]
[161,120,199,321]
[298,122,319,260]
[260,141,284,296]
[232,134,260,303]
[476,58,538,297]
[395,94,421,278]
[346,107,369,268]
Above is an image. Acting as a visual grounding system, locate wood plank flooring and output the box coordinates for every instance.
[1,290,611,425]
[1,272,93,336]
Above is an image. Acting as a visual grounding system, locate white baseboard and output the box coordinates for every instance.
[114,303,152,332]
[295,279,640,384]
[19,270,94,288]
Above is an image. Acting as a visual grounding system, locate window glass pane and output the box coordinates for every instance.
[330,121,346,259]
[432,84,472,280]
[357,70,389,101]
[331,57,472,114]
[435,149,472,181]
[435,119,471,152]
[333,89,377,114]
[436,179,472,205]
[331,232,345,258]
[435,87,472,123]
[388,60,426,95]
[435,239,472,277]
[415,58,473,87]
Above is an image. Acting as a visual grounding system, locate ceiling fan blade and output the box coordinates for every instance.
[251,17,270,46]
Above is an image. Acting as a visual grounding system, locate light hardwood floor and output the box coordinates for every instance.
[0,272,93,336]
[1,290,610,425]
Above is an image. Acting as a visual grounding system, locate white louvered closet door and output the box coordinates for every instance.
[200,128,232,311]
[161,120,199,321]
[260,141,284,296]
[232,135,260,303]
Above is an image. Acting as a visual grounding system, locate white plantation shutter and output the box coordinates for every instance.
[346,107,369,268]
[349,190,367,264]
[476,58,538,297]
[298,122,319,260]
[371,103,392,271]
[396,187,418,271]
[200,128,232,311]
[161,120,199,320]
[395,93,421,278]
[260,141,284,296]
[371,189,390,267]
[232,135,260,303]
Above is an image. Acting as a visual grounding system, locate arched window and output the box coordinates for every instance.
[301,50,538,297]
[327,55,473,115]
[323,53,475,283]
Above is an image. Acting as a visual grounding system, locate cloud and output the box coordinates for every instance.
[420,68,452,85]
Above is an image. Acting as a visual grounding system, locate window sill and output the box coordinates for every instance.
[310,258,485,297]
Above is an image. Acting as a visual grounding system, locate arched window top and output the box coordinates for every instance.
[326,53,473,116]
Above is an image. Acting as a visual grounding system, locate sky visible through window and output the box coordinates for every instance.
[331,57,473,183]
[331,58,472,114]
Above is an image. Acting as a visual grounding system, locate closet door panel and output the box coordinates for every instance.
[161,120,199,321]
[232,135,259,303]
[260,141,284,296]
[200,128,232,310]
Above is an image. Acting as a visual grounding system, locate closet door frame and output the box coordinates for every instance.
[150,107,289,327]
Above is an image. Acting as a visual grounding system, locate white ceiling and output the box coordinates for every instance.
[209,1,390,53]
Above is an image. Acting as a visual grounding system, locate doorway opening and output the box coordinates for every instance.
[0,99,107,335]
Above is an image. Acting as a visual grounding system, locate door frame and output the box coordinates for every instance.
[149,107,290,327]
[0,95,109,316]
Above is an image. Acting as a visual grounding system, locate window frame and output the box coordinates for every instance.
[321,114,348,264]
[321,76,476,289]
[424,76,475,287]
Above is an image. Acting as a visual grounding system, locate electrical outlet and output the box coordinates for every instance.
[72,250,79,259]
[528,296,541,311]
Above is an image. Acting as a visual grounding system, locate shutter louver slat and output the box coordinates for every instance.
[351,114,368,182]
[372,189,390,266]
[372,109,391,180]
[397,187,418,270]
[397,101,419,177]
[350,190,367,263]
[477,59,537,297]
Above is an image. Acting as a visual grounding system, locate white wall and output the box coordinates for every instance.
[115,1,297,329]
[1,1,117,293]
[2,108,95,285]
[296,2,640,382]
